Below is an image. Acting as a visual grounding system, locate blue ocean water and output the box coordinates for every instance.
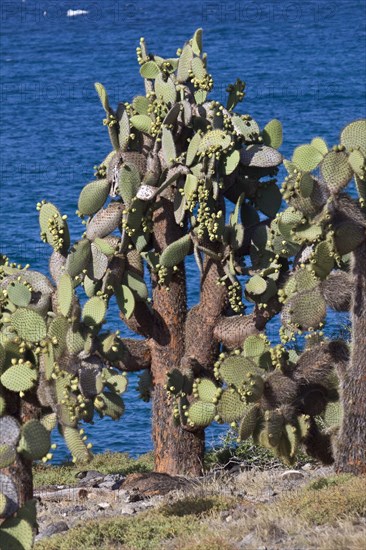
[0,0,365,462]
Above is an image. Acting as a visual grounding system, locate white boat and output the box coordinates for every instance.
[66,9,89,17]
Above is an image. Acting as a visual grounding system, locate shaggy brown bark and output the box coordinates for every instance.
[335,242,366,474]
[149,197,205,476]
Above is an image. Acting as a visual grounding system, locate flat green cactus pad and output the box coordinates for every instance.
[187,401,216,427]
[78,179,110,217]
[340,119,366,155]
[1,362,38,393]
[7,282,31,308]
[18,419,51,460]
[11,308,47,342]
[0,444,16,469]
[238,404,260,440]
[82,296,107,327]
[160,234,192,267]
[217,389,247,423]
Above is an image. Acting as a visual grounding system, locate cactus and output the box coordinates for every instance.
[1,32,365,537]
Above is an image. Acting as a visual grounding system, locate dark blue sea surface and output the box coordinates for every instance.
[1,0,365,462]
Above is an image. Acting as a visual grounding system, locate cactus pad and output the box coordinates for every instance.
[187,401,216,427]
[82,296,107,327]
[11,308,47,342]
[0,416,21,446]
[1,362,38,393]
[340,119,366,155]
[320,150,353,193]
[17,419,51,460]
[78,179,110,217]
[160,234,192,268]
[238,404,261,440]
[0,474,18,517]
[217,389,247,423]
[7,282,31,308]
[0,444,16,468]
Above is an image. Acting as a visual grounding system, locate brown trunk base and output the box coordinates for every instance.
[152,385,205,476]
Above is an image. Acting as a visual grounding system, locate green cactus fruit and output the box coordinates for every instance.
[40,412,57,431]
[320,150,353,193]
[118,164,141,206]
[238,404,261,440]
[216,389,247,423]
[284,288,326,330]
[255,181,282,217]
[194,378,218,403]
[241,144,282,168]
[48,315,68,358]
[7,282,31,308]
[130,114,152,134]
[140,60,160,79]
[11,308,47,343]
[160,234,192,268]
[1,361,38,393]
[340,119,366,155]
[78,179,110,217]
[334,222,365,255]
[246,274,267,295]
[18,419,51,460]
[162,127,176,167]
[0,444,16,468]
[94,391,125,419]
[198,130,231,154]
[292,144,324,171]
[82,296,107,327]
[177,43,193,82]
[57,273,73,317]
[104,373,128,394]
[39,201,70,253]
[323,400,343,427]
[262,119,283,149]
[63,426,92,463]
[65,239,92,278]
[187,401,216,427]
[155,74,176,105]
[114,283,135,319]
[86,202,123,240]
[231,115,259,141]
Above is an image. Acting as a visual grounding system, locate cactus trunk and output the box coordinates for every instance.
[335,241,366,474]
[150,197,205,476]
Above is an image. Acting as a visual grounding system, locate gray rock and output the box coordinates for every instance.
[280,470,305,481]
[35,521,69,541]
[98,473,125,490]
[76,470,106,487]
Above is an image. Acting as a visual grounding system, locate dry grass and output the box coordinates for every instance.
[33,452,154,488]
[34,472,366,550]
